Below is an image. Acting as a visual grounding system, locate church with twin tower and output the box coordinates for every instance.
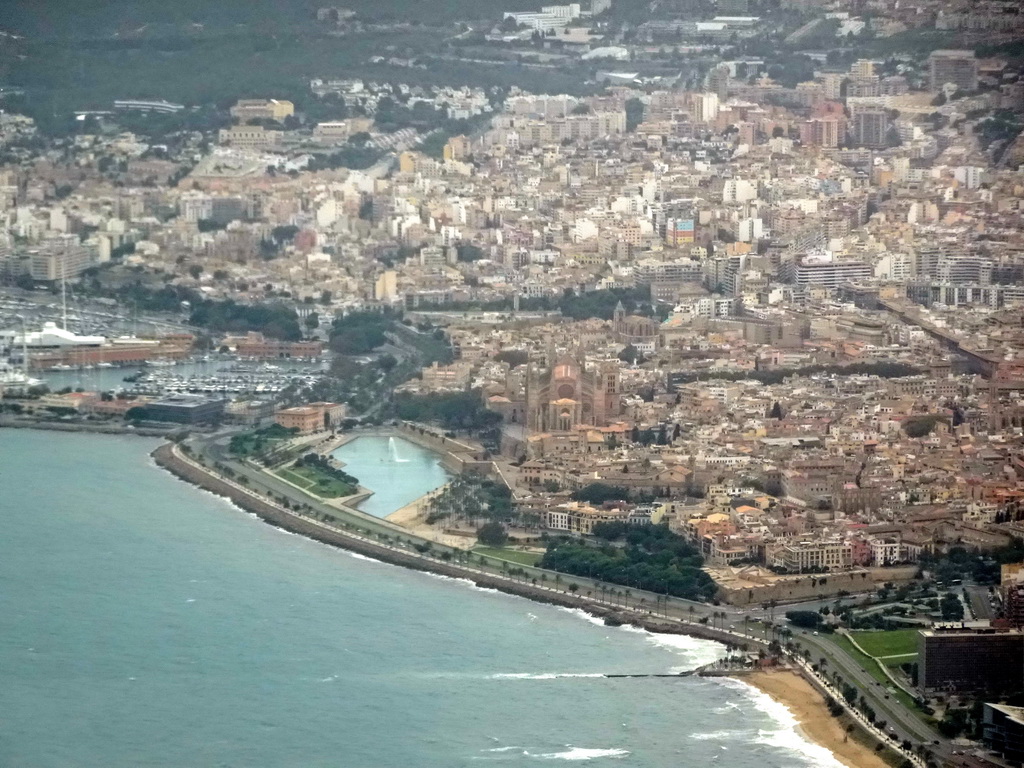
[521,347,621,433]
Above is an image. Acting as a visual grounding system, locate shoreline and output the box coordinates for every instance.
[0,417,172,437]
[742,670,893,768]
[151,441,748,645]
[151,439,898,768]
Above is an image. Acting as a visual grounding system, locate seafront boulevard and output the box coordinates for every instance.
[154,431,935,768]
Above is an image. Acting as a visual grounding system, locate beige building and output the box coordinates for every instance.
[374,270,398,301]
[546,501,630,534]
[444,135,472,161]
[313,118,374,144]
[230,99,295,123]
[420,361,473,392]
[274,402,346,434]
[218,125,282,149]
[772,539,853,572]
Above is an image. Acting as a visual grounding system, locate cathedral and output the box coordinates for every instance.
[493,348,618,434]
[524,352,621,432]
[489,349,623,458]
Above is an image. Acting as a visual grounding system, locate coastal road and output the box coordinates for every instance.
[795,632,948,759]
[200,432,420,545]
[190,431,944,763]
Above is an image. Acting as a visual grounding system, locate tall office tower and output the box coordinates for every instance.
[822,73,845,100]
[799,116,845,148]
[691,92,720,124]
[708,65,732,101]
[850,59,876,79]
[929,50,978,92]
[850,109,889,148]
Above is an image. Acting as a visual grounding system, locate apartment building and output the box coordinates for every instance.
[230,99,295,123]
[773,539,853,572]
[928,50,978,93]
[274,402,347,434]
[919,626,1024,694]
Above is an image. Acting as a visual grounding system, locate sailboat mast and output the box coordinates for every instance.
[21,316,29,377]
[61,254,68,331]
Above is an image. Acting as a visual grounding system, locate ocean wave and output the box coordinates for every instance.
[556,607,609,627]
[530,747,629,760]
[712,678,847,768]
[420,571,502,594]
[618,625,726,669]
[711,701,742,714]
[554,608,725,670]
[688,730,744,741]
[344,551,380,563]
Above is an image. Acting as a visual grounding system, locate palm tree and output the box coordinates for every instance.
[569,583,579,596]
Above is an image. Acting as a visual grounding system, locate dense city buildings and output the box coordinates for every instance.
[0,0,1023,700]
[0,0,1023,763]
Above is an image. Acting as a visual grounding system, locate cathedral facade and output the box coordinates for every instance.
[524,353,621,432]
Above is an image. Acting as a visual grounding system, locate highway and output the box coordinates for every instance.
[797,632,942,750]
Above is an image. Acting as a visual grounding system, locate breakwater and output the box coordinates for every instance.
[152,441,753,649]
[0,416,171,438]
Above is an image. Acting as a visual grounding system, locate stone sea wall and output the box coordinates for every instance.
[719,566,918,606]
[152,442,754,650]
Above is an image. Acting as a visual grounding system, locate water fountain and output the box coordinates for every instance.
[388,436,410,463]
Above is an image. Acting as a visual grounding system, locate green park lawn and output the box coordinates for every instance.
[277,465,355,499]
[473,547,542,567]
[850,629,920,660]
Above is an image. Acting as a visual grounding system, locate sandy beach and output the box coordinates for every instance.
[385,488,475,549]
[744,670,892,768]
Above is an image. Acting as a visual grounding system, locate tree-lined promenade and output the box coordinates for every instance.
[161,430,945,767]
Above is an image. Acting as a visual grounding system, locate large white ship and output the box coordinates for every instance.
[0,363,42,391]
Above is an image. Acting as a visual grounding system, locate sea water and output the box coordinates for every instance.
[0,430,845,767]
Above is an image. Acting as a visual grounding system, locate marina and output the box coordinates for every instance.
[121,365,322,397]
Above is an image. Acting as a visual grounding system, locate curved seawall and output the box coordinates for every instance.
[151,442,746,648]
